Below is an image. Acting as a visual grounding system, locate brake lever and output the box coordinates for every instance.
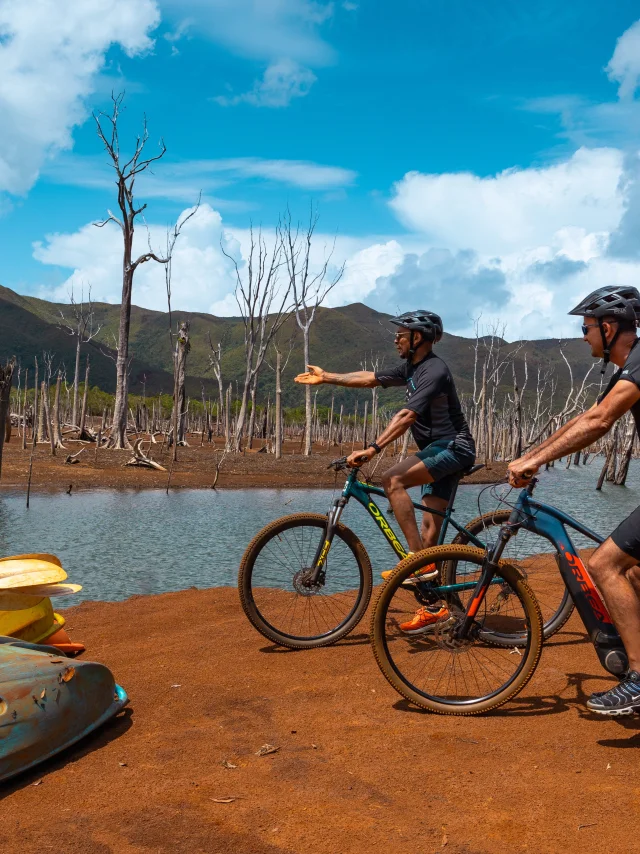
[327,456,348,471]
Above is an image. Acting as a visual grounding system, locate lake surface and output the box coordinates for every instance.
[1,460,639,603]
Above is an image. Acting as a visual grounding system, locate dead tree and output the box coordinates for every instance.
[0,358,16,479]
[207,336,226,437]
[124,438,167,471]
[57,286,101,430]
[221,224,291,452]
[171,320,191,459]
[282,207,344,456]
[94,93,196,449]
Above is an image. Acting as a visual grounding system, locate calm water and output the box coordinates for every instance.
[0,460,639,603]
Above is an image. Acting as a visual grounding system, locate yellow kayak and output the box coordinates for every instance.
[0,554,85,655]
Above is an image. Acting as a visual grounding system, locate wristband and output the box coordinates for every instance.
[368,441,382,455]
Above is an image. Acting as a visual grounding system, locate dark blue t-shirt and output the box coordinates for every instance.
[375,352,475,453]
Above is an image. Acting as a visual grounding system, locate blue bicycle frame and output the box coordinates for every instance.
[308,466,485,584]
[479,479,628,676]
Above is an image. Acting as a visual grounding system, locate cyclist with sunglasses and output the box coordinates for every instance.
[509,285,640,715]
[295,310,475,634]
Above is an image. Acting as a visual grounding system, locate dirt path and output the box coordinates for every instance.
[1,587,637,854]
[0,438,507,492]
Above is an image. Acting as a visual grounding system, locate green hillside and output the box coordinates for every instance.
[0,284,604,410]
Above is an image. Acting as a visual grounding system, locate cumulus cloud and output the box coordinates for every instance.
[390,147,624,257]
[368,249,509,330]
[215,58,317,108]
[607,19,640,100]
[525,255,588,281]
[0,0,159,196]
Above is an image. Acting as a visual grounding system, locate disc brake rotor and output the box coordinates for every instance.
[292,568,323,597]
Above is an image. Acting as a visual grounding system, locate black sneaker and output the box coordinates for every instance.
[587,670,640,715]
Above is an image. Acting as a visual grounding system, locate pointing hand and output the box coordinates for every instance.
[294,365,326,385]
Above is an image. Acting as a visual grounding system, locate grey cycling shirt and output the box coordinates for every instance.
[375,352,475,453]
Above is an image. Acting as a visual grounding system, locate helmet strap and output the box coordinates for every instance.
[598,319,620,374]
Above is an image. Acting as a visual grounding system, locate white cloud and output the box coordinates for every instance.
[160,0,334,65]
[0,0,160,196]
[607,19,640,99]
[42,153,356,200]
[215,58,317,108]
[390,147,624,257]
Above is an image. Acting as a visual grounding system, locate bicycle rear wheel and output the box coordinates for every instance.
[371,545,543,715]
[449,509,573,642]
[239,513,372,649]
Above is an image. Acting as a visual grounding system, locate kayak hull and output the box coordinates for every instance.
[0,640,128,784]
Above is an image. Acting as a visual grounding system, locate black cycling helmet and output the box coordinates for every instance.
[389,310,443,355]
[568,285,640,370]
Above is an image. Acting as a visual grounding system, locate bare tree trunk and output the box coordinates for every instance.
[0,359,15,478]
[72,336,81,428]
[79,356,90,438]
[172,320,191,461]
[247,380,259,449]
[615,423,635,486]
[52,372,64,448]
[37,380,47,443]
[21,368,28,451]
[362,400,369,449]
[303,332,312,456]
[275,350,283,460]
[225,384,232,450]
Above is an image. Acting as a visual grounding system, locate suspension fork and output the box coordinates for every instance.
[456,524,514,636]
[307,497,348,585]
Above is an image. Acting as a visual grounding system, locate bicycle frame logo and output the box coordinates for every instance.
[564,551,611,624]
[368,501,408,559]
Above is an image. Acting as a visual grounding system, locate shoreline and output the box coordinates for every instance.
[0,439,509,492]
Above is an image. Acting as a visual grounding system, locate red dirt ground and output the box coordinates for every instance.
[0,437,508,492]
[1,587,637,854]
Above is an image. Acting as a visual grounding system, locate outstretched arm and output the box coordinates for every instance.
[508,382,640,486]
[295,364,380,388]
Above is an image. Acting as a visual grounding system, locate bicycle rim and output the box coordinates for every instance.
[371,545,543,715]
[239,514,372,648]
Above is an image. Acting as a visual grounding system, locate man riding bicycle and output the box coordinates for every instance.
[295,310,476,634]
[509,285,640,715]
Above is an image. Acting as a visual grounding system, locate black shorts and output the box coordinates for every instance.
[610,505,640,561]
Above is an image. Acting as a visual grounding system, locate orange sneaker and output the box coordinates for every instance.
[380,562,438,584]
[400,605,450,635]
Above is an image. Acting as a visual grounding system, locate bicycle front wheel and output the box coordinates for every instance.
[239,513,373,649]
[371,545,543,715]
[449,509,573,642]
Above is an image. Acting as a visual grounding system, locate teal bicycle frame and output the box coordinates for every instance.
[307,466,486,589]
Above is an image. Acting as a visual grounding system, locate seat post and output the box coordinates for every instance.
[446,474,462,512]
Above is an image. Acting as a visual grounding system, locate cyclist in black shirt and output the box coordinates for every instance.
[295,310,476,634]
[509,285,640,715]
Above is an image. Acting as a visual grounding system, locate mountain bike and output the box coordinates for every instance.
[371,477,623,715]
[238,458,573,649]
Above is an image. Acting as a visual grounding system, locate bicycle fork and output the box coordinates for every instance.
[306,497,347,587]
[456,525,513,638]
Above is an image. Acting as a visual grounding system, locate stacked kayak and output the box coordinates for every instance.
[0,638,128,783]
[0,553,128,784]
[0,554,85,656]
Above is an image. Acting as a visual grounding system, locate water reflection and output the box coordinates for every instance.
[0,460,637,603]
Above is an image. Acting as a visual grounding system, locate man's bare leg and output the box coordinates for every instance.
[588,539,640,671]
[421,494,448,548]
[381,455,434,553]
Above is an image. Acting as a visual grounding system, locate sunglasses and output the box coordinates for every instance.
[581,323,599,335]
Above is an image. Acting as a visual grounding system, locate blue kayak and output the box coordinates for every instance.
[0,638,128,784]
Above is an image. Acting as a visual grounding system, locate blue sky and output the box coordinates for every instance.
[2,1,640,338]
